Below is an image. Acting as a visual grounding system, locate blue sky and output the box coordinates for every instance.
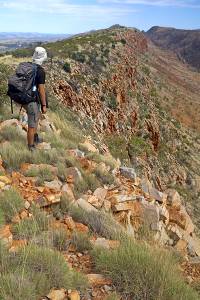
[0,0,199,34]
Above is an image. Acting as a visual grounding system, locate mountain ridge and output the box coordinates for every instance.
[146,26,200,70]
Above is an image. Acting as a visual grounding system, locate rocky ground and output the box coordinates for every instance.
[1,115,200,299]
[1,25,200,299]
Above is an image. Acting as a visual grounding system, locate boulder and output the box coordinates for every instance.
[44,180,62,191]
[140,201,160,229]
[159,206,169,224]
[158,225,171,245]
[77,198,98,212]
[113,201,141,213]
[47,289,66,300]
[113,194,137,203]
[149,188,167,204]
[0,119,19,130]
[39,117,57,132]
[168,206,194,234]
[93,187,107,201]
[165,189,182,208]
[175,239,188,255]
[61,184,75,201]
[119,167,137,181]
[167,224,183,243]
[141,179,167,203]
[187,235,200,257]
[45,193,61,205]
[68,290,80,300]
[87,195,103,208]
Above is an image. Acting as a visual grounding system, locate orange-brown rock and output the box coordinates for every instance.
[64,216,76,231]
[168,207,194,234]
[87,274,112,287]
[9,240,27,253]
[175,239,188,255]
[75,222,89,233]
[113,200,142,214]
[68,290,80,300]
[47,289,66,300]
[0,225,13,246]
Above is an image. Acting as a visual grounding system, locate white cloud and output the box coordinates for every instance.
[98,0,200,8]
[0,0,137,17]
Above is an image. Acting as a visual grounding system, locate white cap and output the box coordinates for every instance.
[32,47,47,65]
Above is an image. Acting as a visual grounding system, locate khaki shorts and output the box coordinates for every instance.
[23,102,40,128]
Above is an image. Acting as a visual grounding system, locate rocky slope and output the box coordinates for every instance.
[0,115,200,299]
[146,26,200,71]
[1,25,200,299]
[38,26,200,231]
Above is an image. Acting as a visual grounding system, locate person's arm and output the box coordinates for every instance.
[38,84,47,114]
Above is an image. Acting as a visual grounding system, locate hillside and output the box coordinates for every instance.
[1,25,200,299]
[146,26,200,71]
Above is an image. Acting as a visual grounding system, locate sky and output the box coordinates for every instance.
[0,0,199,34]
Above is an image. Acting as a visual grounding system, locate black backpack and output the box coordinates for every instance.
[7,62,38,112]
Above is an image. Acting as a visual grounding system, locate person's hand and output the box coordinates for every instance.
[42,105,47,114]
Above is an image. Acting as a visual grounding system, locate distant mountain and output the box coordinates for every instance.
[146,26,200,70]
[0,32,71,42]
[0,32,71,53]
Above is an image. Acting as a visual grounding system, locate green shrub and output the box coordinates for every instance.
[18,245,87,292]
[129,136,152,156]
[107,94,117,110]
[92,240,199,300]
[31,148,63,165]
[0,188,24,222]
[71,52,86,63]
[68,205,124,240]
[51,228,70,251]
[12,207,49,239]
[86,152,117,170]
[120,39,126,45]
[60,194,73,214]
[0,141,31,170]
[82,172,100,192]
[104,135,128,162]
[63,62,71,73]
[71,232,92,252]
[0,244,87,299]
[0,273,37,300]
[105,293,120,300]
[12,48,33,58]
[0,126,26,143]
[93,166,115,185]
[0,208,5,228]
[25,166,54,185]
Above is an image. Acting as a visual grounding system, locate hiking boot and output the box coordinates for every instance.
[34,133,43,145]
[28,144,36,152]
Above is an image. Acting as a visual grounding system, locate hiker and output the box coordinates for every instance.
[24,46,48,151]
[7,46,48,151]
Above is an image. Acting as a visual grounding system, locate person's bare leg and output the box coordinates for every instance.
[27,127,36,146]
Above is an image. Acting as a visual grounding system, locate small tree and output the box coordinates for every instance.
[63,62,71,73]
